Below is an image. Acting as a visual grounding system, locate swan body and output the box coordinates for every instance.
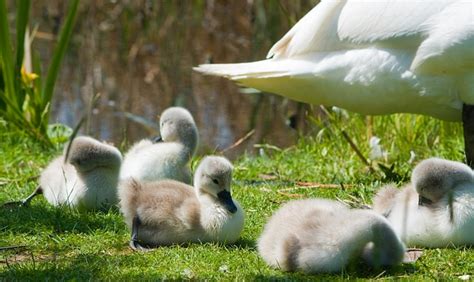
[258,199,405,273]
[118,156,244,247]
[120,107,198,184]
[373,158,474,247]
[40,136,122,210]
[195,0,474,121]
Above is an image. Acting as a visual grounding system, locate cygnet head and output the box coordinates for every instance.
[194,156,237,213]
[66,136,122,172]
[412,158,473,206]
[159,107,198,153]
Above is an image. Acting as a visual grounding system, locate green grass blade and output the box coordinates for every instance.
[0,89,21,115]
[0,0,16,109]
[0,67,5,110]
[41,0,79,112]
[63,115,85,163]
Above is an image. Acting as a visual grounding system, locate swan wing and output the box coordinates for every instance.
[336,0,452,46]
[267,0,347,58]
[339,0,474,74]
[268,0,444,57]
[268,0,473,75]
[408,1,474,74]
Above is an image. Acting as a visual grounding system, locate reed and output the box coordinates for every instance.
[0,0,79,146]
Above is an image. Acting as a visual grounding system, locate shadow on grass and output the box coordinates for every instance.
[0,252,165,280]
[228,238,256,250]
[123,237,257,252]
[0,201,123,235]
[251,263,417,280]
[0,247,419,280]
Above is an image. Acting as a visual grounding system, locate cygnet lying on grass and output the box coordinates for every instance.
[258,199,405,273]
[373,158,474,247]
[120,107,198,184]
[118,156,244,251]
[4,136,122,211]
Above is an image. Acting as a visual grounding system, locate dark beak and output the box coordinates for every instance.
[418,195,433,207]
[217,190,237,214]
[151,136,163,143]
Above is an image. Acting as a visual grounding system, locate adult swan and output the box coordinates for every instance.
[195,0,474,165]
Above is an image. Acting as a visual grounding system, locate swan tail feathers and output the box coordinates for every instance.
[193,59,299,81]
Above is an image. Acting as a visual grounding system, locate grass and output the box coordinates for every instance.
[1,112,473,280]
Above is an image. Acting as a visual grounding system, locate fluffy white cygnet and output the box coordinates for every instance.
[373,158,474,247]
[39,136,122,210]
[118,156,244,250]
[258,199,405,273]
[120,107,198,184]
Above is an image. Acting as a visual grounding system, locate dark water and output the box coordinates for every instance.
[24,0,320,158]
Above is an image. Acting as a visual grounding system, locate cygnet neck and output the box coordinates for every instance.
[180,134,197,158]
[164,126,198,160]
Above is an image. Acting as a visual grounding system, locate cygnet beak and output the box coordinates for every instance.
[217,190,237,214]
[418,195,433,206]
[151,136,163,143]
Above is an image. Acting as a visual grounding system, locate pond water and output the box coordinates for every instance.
[27,0,320,158]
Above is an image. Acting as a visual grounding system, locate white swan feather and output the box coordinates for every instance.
[195,0,474,121]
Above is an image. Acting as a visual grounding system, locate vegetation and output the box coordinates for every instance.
[1,0,471,279]
[0,0,79,146]
[1,112,472,280]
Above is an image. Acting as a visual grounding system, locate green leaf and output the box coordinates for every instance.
[41,0,79,116]
[47,123,73,145]
[0,87,25,119]
[0,0,16,109]
[63,115,85,163]
[0,67,5,111]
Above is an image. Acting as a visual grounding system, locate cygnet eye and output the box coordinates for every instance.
[161,119,170,127]
[212,179,219,185]
[72,158,81,166]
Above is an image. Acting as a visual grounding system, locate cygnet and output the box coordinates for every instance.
[7,136,122,210]
[373,157,474,247]
[258,199,405,273]
[118,156,244,250]
[119,107,198,184]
